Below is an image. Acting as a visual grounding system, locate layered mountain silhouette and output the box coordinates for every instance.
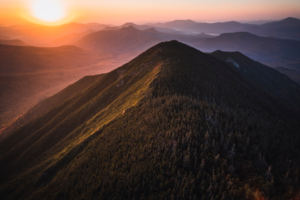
[119,22,186,35]
[76,26,161,54]
[73,26,300,84]
[0,41,299,200]
[0,39,28,46]
[192,32,300,83]
[0,44,100,136]
[0,22,107,45]
[75,26,212,55]
[0,44,98,74]
[46,29,97,47]
[245,17,300,40]
[147,19,252,34]
[148,17,300,40]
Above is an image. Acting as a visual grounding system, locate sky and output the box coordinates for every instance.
[0,0,300,26]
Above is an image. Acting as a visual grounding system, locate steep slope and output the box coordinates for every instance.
[193,32,300,83]
[0,41,299,200]
[0,39,28,46]
[0,44,100,136]
[0,74,103,140]
[274,66,300,85]
[210,50,300,116]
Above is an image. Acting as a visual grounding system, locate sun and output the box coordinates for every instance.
[30,0,66,22]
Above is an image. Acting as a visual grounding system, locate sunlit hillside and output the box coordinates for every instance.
[0,41,299,200]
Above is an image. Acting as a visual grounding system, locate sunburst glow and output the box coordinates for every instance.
[30,0,66,22]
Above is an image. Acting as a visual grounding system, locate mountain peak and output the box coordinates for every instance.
[122,22,137,27]
[168,19,198,25]
[1,40,300,200]
[261,17,300,28]
[144,27,158,32]
[120,25,139,31]
[282,17,299,22]
[279,17,300,25]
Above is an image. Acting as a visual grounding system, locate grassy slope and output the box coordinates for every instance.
[0,41,299,200]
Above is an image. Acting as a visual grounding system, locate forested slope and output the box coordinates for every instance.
[0,41,299,200]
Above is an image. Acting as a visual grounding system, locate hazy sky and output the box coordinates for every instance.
[1,0,300,25]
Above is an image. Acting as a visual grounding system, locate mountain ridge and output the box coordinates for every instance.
[0,41,299,199]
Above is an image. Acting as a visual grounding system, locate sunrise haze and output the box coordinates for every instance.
[1,0,300,25]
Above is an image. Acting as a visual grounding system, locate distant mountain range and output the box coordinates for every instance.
[0,39,28,46]
[244,17,300,40]
[3,21,297,83]
[0,44,99,136]
[72,26,300,84]
[119,22,187,34]
[47,29,97,47]
[75,26,213,55]
[147,17,300,40]
[0,41,299,199]
[192,32,300,83]
[1,17,299,47]
[147,19,251,34]
[0,22,108,45]
[0,17,300,137]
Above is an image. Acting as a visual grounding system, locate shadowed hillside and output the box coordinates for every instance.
[0,74,104,140]
[0,41,299,200]
[210,50,300,116]
[0,44,101,136]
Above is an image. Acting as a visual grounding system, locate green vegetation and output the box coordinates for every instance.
[210,50,300,117]
[0,41,299,200]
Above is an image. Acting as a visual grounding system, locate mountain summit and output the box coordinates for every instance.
[0,41,299,200]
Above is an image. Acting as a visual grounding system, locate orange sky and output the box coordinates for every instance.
[1,0,300,26]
